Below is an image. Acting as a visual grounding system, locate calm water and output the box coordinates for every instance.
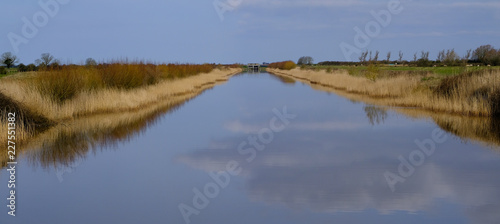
[2,73,500,224]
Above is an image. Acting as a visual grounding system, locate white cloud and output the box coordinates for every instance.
[224,120,263,133]
[291,121,363,131]
[224,120,365,133]
[177,137,500,223]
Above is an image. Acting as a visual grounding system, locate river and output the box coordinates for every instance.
[1,72,500,224]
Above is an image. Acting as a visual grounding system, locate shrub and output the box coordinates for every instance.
[491,89,500,117]
[365,64,380,81]
[283,61,297,70]
[227,63,242,68]
[347,67,358,76]
[268,61,297,70]
[0,66,6,75]
[29,62,216,103]
[297,56,313,65]
[0,92,53,132]
[18,63,27,72]
[98,63,173,89]
[26,64,38,71]
[433,69,500,117]
[33,69,85,104]
[416,59,431,67]
[157,63,213,79]
[85,58,97,67]
[433,69,494,97]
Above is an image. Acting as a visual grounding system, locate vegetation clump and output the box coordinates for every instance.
[0,92,53,144]
[267,66,500,117]
[490,89,500,117]
[269,61,297,70]
[297,56,313,65]
[0,62,241,147]
[30,63,215,104]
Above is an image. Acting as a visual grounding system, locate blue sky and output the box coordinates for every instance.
[1,0,499,64]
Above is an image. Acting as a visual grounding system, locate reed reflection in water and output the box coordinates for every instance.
[2,72,499,224]
[24,93,197,169]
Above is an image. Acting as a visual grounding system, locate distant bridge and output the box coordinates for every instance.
[247,63,260,72]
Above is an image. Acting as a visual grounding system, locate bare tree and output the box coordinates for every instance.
[386,51,391,63]
[364,106,388,126]
[297,56,314,65]
[472,45,500,65]
[38,53,55,67]
[373,50,380,62]
[461,49,472,66]
[413,52,417,62]
[416,51,430,67]
[398,51,403,62]
[420,51,430,60]
[472,45,494,62]
[358,50,369,63]
[444,49,460,66]
[85,58,97,67]
[464,49,472,61]
[1,52,19,69]
[437,50,445,62]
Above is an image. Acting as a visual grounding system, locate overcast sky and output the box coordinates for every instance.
[1,0,499,64]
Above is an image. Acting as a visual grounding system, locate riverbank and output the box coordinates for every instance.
[268,67,500,117]
[0,67,241,145]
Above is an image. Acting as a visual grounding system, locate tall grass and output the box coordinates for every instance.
[29,63,215,104]
[432,69,500,116]
[0,91,53,154]
[269,61,297,70]
[268,67,500,116]
[311,65,496,77]
[33,69,86,103]
[21,93,194,169]
[0,65,241,147]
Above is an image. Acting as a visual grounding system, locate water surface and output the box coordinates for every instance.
[1,73,500,224]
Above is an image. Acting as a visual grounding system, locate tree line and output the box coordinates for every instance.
[2,44,499,75]
[320,45,500,67]
[0,52,65,74]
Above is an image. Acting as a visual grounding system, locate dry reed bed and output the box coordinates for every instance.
[0,68,240,120]
[0,68,241,145]
[20,92,202,169]
[0,91,199,168]
[0,68,240,167]
[268,68,499,116]
[393,108,500,148]
[268,71,500,147]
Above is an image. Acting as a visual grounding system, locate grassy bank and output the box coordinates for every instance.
[300,64,499,76]
[0,64,241,145]
[18,91,201,168]
[267,67,500,117]
[0,83,219,168]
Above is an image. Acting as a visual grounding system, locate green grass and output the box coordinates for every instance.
[0,68,19,78]
[308,65,500,77]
